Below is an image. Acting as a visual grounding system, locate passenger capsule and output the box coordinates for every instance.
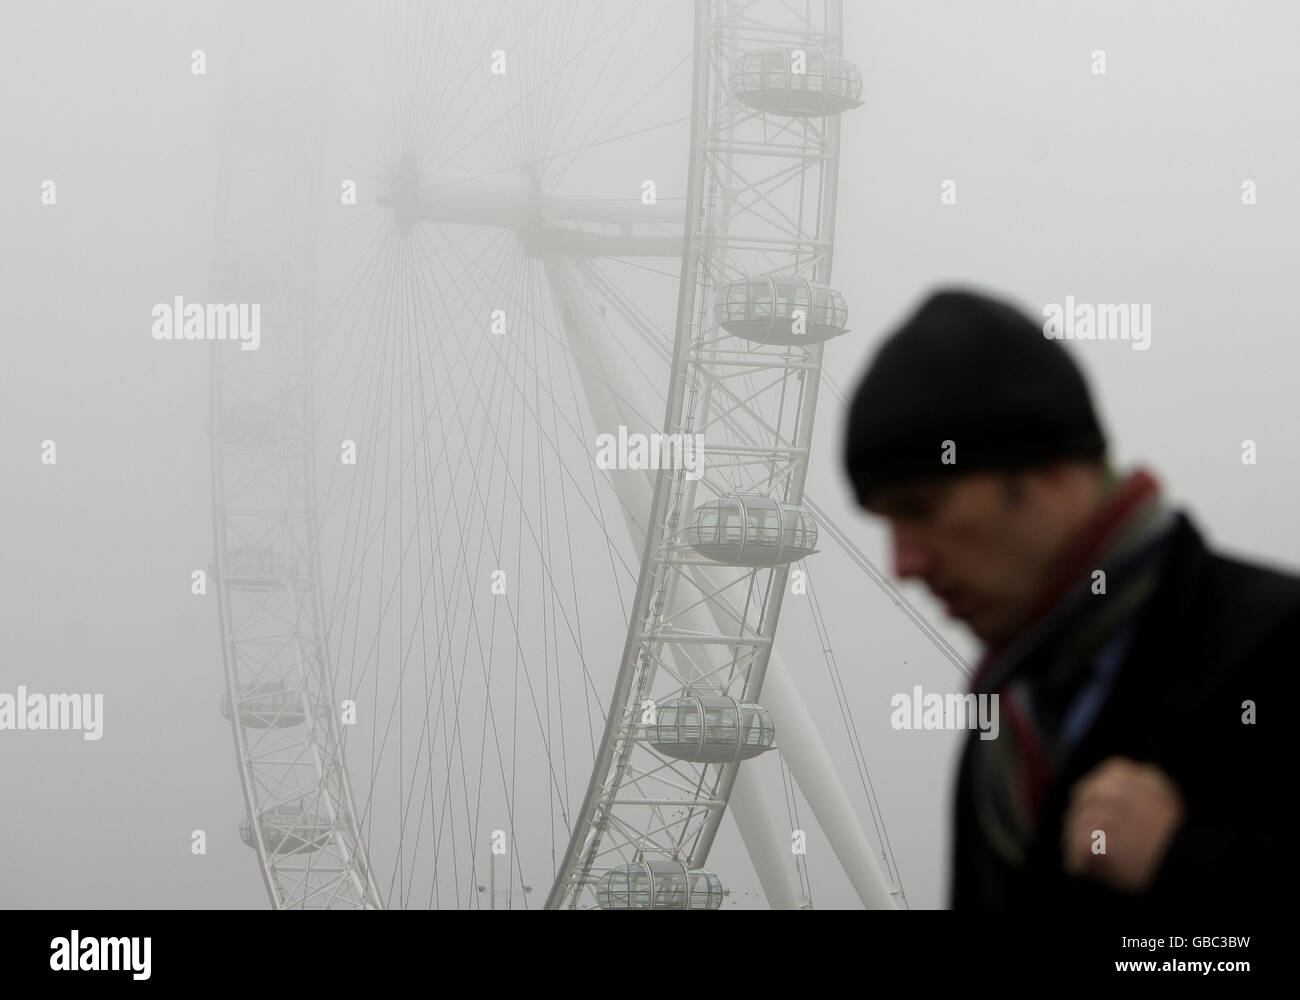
[224,544,303,588]
[647,695,775,763]
[716,277,849,345]
[239,803,333,855]
[219,406,279,449]
[595,858,725,910]
[683,495,817,566]
[220,680,320,728]
[731,47,864,117]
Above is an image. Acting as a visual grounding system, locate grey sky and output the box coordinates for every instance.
[1,0,1296,909]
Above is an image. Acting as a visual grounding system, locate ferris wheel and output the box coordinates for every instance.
[209,0,963,910]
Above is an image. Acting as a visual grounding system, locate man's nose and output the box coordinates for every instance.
[891,524,931,579]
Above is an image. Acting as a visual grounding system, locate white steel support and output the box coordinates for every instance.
[547,249,893,908]
[543,251,802,910]
[211,0,380,910]
[546,0,890,910]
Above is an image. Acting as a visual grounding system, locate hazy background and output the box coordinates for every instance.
[1,0,1297,908]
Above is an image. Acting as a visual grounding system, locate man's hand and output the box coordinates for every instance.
[1061,756,1186,893]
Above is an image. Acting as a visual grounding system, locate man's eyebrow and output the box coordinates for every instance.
[873,495,925,516]
[875,484,953,516]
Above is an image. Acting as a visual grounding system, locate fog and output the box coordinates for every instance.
[1,0,1296,909]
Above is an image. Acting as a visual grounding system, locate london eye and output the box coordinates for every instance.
[209,0,966,910]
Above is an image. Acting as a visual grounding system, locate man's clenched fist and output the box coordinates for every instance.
[1061,756,1186,893]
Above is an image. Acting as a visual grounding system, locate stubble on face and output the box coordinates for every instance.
[867,472,1066,646]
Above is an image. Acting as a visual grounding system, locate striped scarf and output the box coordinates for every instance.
[966,466,1177,869]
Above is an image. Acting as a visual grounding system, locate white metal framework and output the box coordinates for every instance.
[546,0,881,909]
[210,3,379,908]
[211,0,954,910]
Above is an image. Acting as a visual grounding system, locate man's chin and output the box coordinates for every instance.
[937,594,1008,644]
[950,606,998,644]
[965,612,1020,647]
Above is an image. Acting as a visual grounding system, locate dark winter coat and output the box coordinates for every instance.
[951,511,1300,908]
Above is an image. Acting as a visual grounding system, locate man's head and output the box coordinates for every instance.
[844,289,1110,645]
[864,462,1108,643]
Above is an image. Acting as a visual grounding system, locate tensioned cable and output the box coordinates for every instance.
[547,2,687,191]
[405,221,655,905]
[321,220,517,905]
[802,560,910,907]
[778,751,814,905]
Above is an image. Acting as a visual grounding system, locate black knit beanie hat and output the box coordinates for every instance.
[843,288,1107,507]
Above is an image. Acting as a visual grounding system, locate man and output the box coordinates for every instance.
[842,288,1299,908]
